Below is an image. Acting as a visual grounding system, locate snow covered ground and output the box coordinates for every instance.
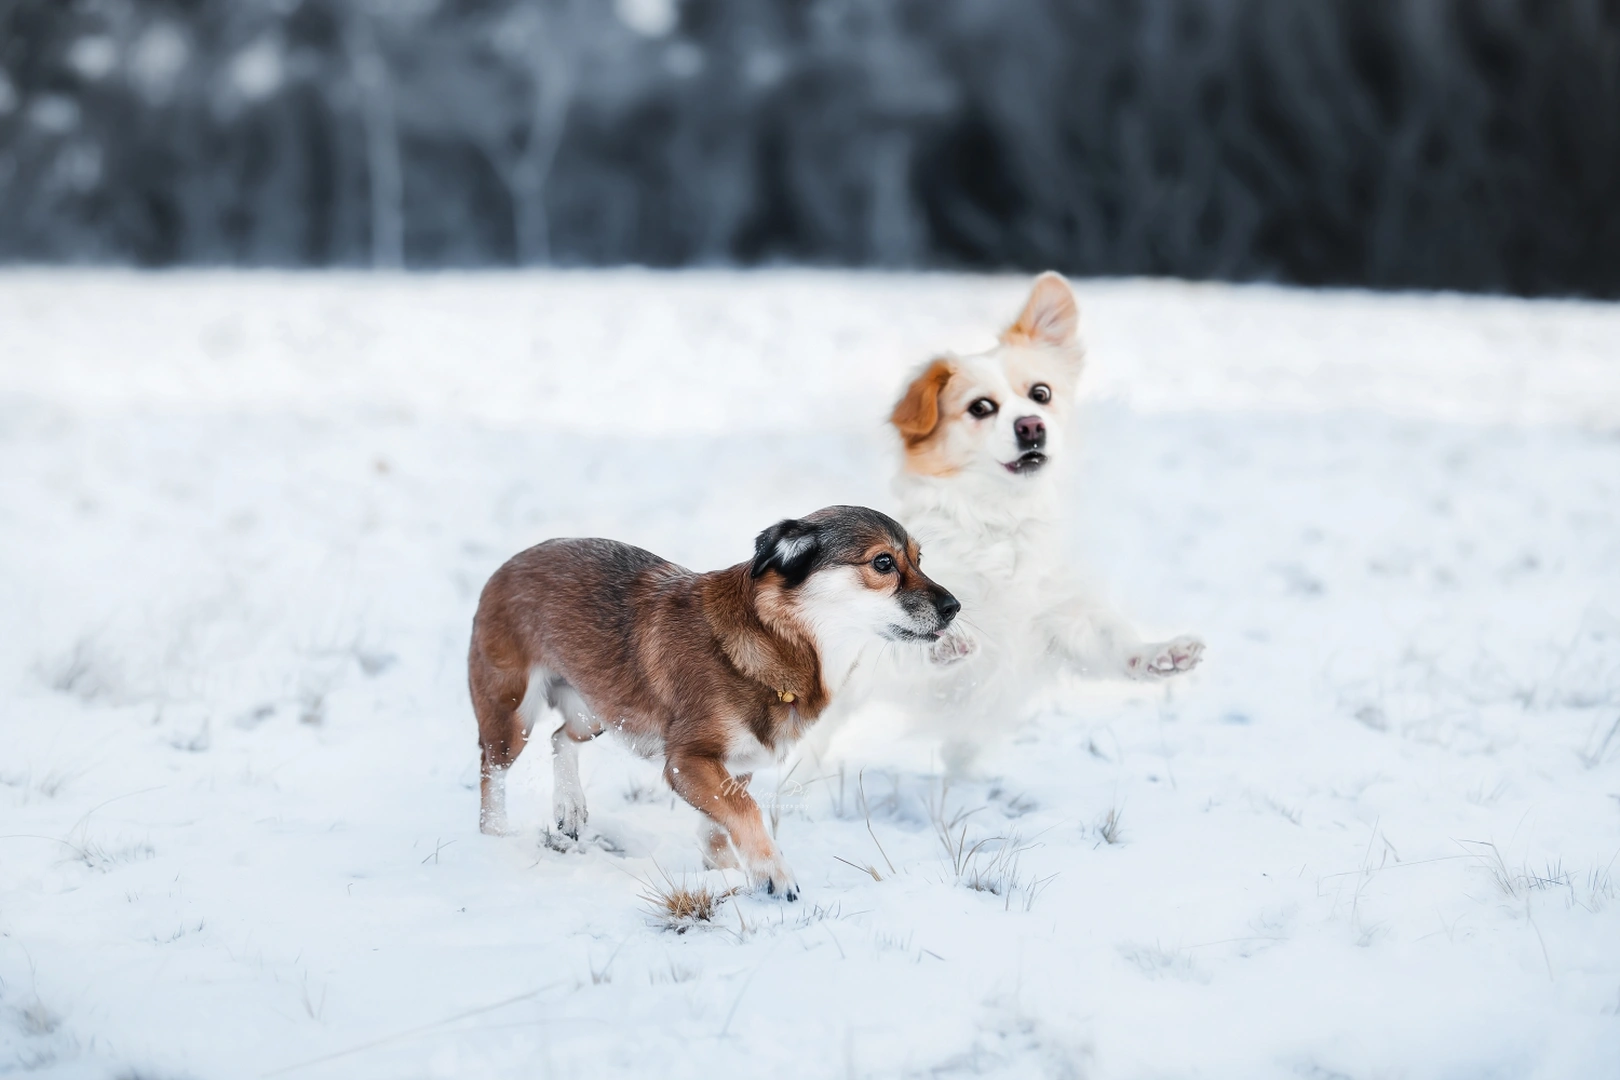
[2,271,1618,1079]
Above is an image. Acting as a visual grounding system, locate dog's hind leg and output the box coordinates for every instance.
[548,678,603,840]
[469,655,534,836]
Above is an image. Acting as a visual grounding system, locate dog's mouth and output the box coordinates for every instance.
[887,625,944,642]
[1003,451,1047,476]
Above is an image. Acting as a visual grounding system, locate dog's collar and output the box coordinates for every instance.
[774,688,796,704]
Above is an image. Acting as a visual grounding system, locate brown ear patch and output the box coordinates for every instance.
[1001,272,1079,348]
[891,359,955,447]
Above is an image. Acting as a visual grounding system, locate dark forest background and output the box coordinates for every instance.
[1,0,1617,296]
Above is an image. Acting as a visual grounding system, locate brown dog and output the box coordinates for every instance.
[468,505,959,899]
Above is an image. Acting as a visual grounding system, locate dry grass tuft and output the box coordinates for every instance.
[639,865,738,933]
[1097,805,1124,846]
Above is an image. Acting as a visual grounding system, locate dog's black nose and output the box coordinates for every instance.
[935,592,961,623]
[1014,415,1046,450]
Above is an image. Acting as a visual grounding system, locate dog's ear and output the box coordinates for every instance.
[891,359,954,448]
[1001,272,1078,349]
[751,518,820,586]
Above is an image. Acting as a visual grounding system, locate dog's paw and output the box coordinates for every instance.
[1126,635,1205,679]
[553,785,588,841]
[750,855,799,902]
[928,626,978,666]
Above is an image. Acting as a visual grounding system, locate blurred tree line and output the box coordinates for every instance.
[1,0,1616,296]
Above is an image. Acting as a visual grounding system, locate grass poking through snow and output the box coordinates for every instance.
[1096,805,1124,846]
[639,865,739,933]
[1460,839,1620,911]
[928,781,1055,911]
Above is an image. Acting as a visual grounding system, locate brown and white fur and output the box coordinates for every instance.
[860,272,1204,772]
[468,505,959,899]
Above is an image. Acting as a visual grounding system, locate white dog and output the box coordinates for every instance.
[841,272,1204,772]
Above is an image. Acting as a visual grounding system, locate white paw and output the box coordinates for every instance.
[1128,635,1205,679]
[478,809,509,837]
[748,853,799,901]
[553,783,588,840]
[928,626,978,666]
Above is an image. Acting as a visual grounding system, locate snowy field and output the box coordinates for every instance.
[3,271,1619,1079]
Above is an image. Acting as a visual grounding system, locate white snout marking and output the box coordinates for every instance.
[796,565,935,693]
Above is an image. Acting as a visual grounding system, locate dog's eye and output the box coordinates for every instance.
[872,553,896,574]
[1029,383,1051,405]
[968,398,997,419]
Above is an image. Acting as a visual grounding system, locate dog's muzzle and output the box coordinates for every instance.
[890,589,960,640]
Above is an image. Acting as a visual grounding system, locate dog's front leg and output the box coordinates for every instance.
[665,753,797,900]
[1121,634,1205,678]
[1044,597,1203,681]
